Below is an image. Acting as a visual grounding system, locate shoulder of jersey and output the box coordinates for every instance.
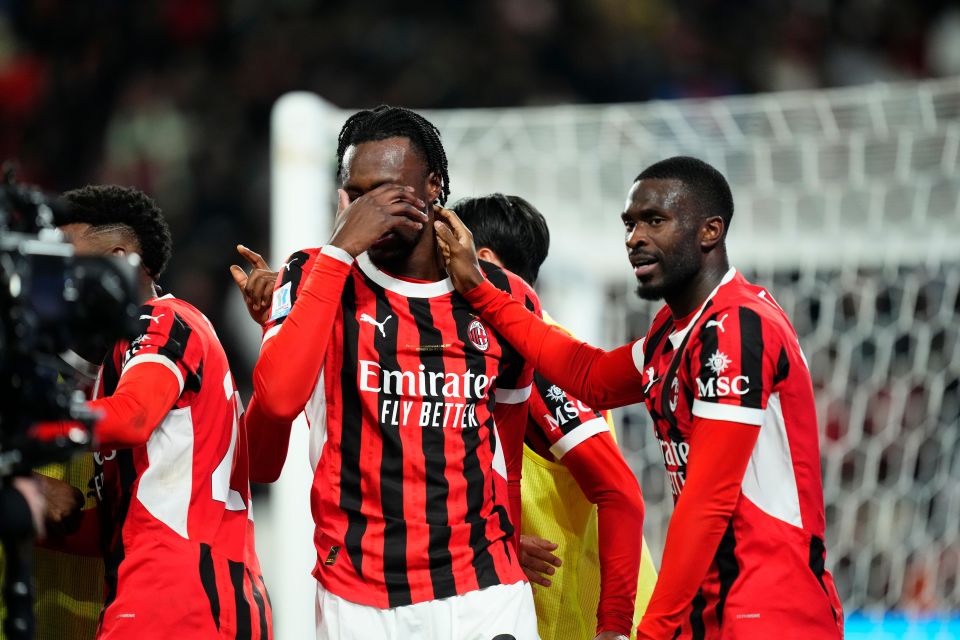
[707,276,794,332]
[480,260,541,312]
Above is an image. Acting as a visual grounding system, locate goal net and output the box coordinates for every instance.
[267,77,960,633]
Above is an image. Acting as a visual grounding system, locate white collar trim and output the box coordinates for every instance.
[356,252,455,298]
[667,267,737,349]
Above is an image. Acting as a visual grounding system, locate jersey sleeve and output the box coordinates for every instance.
[483,263,540,401]
[261,249,320,344]
[120,302,203,398]
[685,305,789,427]
[527,371,610,460]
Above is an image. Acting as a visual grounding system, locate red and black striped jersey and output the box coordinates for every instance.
[92,294,271,638]
[524,314,611,465]
[263,248,536,608]
[635,269,843,638]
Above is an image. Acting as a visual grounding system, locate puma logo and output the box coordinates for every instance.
[644,366,659,393]
[139,313,164,324]
[282,256,300,271]
[360,313,393,337]
[705,313,728,333]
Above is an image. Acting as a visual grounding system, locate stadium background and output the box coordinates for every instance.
[2,1,959,638]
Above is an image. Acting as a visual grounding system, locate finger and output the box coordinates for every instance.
[531,536,560,551]
[253,273,275,308]
[527,546,562,566]
[230,265,249,290]
[434,219,457,247]
[522,557,556,575]
[237,244,269,270]
[434,206,471,243]
[337,189,350,215]
[523,567,552,588]
[383,201,430,223]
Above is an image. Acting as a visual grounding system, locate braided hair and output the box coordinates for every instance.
[59,185,172,280]
[336,105,451,205]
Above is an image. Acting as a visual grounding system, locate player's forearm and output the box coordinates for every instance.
[253,247,352,421]
[636,419,758,638]
[89,363,181,448]
[565,435,645,635]
[466,281,642,409]
[244,394,293,483]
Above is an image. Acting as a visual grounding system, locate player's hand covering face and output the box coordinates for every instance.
[337,137,435,262]
[433,206,485,293]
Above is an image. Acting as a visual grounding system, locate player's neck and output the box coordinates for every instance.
[665,258,730,319]
[371,236,447,282]
[139,279,160,305]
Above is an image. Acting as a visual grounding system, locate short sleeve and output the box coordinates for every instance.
[527,371,610,459]
[121,304,203,396]
[686,305,786,426]
[262,248,319,344]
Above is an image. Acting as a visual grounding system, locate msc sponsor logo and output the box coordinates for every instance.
[696,375,751,398]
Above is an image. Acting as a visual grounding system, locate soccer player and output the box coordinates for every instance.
[243,106,539,639]
[53,186,272,638]
[454,194,655,640]
[434,157,844,639]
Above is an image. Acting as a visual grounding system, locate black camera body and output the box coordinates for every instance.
[0,167,141,475]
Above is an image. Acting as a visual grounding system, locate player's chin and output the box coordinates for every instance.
[368,234,416,263]
[635,278,667,301]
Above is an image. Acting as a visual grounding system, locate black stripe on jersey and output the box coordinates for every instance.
[451,294,500,588]
[773,345,790,386]
[164,313,202,393]
[228,560,252,640]
[738,307,764,409]
[273,250,310,326]
[102,448,137,611]
[247,569,269,640]
[644,317,674,363]
[695,310,721,403]
[199,543,221,629]
[689,588,707,640]
[670,628,682,640]
[408,297,457,600]
[339,278,368,580]
[663,302,715,443]
[482,263,524,390]
[371,287,413,608]
[809,535,839,622]
[714,522,740,626]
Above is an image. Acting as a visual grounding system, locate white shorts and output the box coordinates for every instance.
[315,580,540,640]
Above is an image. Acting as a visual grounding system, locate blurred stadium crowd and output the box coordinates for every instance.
[2,0,960,390]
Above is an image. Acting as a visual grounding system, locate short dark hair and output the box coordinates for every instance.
[336,105,450,205]
[58,185,172,280]
[453,194,549,285]
[636,156,734,234]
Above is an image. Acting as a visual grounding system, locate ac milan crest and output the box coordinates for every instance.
[468,319,489,351]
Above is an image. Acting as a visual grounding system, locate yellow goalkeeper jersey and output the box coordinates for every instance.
[521,314,657,640]
[0,455,103,640]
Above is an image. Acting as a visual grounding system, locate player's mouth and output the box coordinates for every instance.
[630,255,659,277]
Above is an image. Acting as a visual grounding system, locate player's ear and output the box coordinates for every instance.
[476,247,503,269]
[700,215,724,250]
[426,171,442,204]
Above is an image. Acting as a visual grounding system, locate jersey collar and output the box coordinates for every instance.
[667,267,737,350]
[356,252,455,298]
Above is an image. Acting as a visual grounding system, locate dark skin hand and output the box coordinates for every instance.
[230,245,277,326]
[232,187,428,326]
[433,206,486,294]
[520,534,562,587]
[34,473,84,535]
